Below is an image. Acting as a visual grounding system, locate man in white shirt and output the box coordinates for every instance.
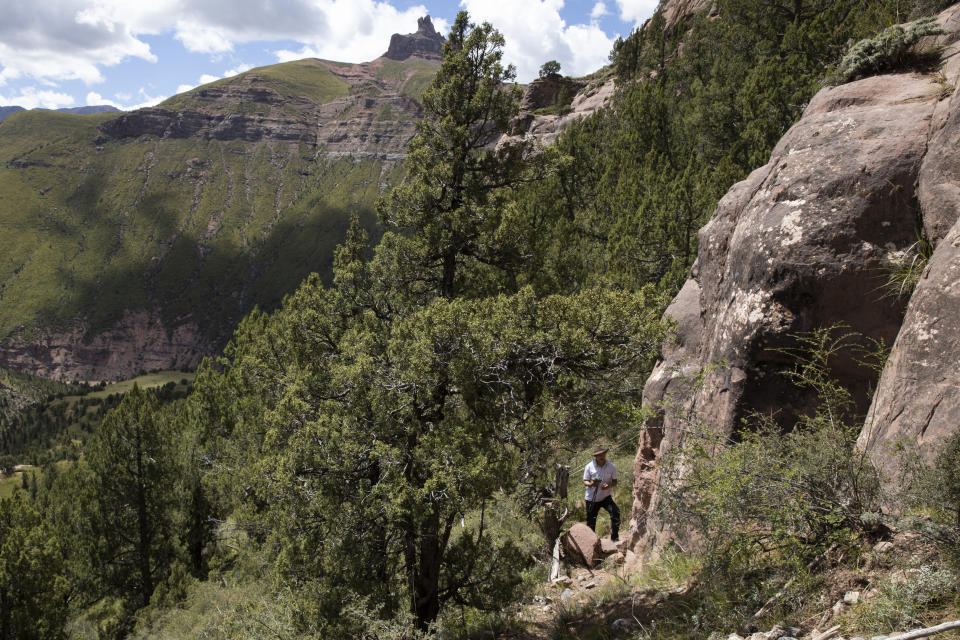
[583,446,620,542]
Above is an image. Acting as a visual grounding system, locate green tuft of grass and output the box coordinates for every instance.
[882,237,932,300]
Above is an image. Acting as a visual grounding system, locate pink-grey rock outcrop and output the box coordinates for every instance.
[857,6,960,478]
[660,0,714,30]
[630,5,960,553]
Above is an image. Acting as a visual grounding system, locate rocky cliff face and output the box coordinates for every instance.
[384,16,445,61]
[0,312,204,382]
[660,0,714,30]
[857,6,960,478]
[498,0,714,152]
[99,58,426,159]
[630,6,960,552]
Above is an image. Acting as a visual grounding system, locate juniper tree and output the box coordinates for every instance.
[195,11,668,634]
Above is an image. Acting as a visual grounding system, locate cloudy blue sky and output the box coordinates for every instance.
[0,0,658,111]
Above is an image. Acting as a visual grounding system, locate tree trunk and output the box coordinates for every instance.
[134,426,153,608]
[0,586,10,640]
[440,249,457,300]
[541,464,570,555]
[411,514,443,631]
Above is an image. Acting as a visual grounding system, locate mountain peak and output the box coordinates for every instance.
[417,15,439,37]
[384,15,445,61]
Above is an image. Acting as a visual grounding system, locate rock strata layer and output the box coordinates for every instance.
[0,312,206,383]
[631,6,960,553]
[499,79,615,149]
[1,41,439,382]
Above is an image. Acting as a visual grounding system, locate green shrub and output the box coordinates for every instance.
[648,329,885,636]
[659,329,883,569]
[835,18,945,83]
[843,565,959,634]
[901,431,960,566]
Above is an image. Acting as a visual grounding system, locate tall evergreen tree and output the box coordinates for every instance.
[86,386,179,611]
[0,494,67,640]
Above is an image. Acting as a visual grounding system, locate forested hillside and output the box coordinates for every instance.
[2,1,959,639]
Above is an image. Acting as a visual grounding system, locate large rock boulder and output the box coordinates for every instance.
[518,75,586,113]
[562,523,602,568]
[630,6,960,552]
[857,6,960,477]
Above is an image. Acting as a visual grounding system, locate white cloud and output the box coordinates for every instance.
[0,0,444,90]
[0,0,628,107]
[86,91,119,107]
[0,87,75,110]
[224,64,253,77]
[614,0,660,26]
[125,88,167,110]
[171,63,253,98]
[174,20,236,54]
[87,88,164,111]
[273,2,447,64]
[459,0,616,81]
[0,2,156,86]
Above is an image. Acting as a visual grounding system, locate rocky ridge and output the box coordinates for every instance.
[98,58,428,160]
[660,0,714,30]
[630,6,960,552]
[497,0,711,152]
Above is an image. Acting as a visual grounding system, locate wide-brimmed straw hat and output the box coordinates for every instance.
[592,446,609,457]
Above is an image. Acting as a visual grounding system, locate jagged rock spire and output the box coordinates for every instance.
[384,15,445,61]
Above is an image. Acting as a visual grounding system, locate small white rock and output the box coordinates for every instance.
[843,591,861,605]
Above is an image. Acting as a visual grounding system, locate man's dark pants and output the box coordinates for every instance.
[585,496,620,541]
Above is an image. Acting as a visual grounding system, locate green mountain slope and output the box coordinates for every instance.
[0,54,437,381]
